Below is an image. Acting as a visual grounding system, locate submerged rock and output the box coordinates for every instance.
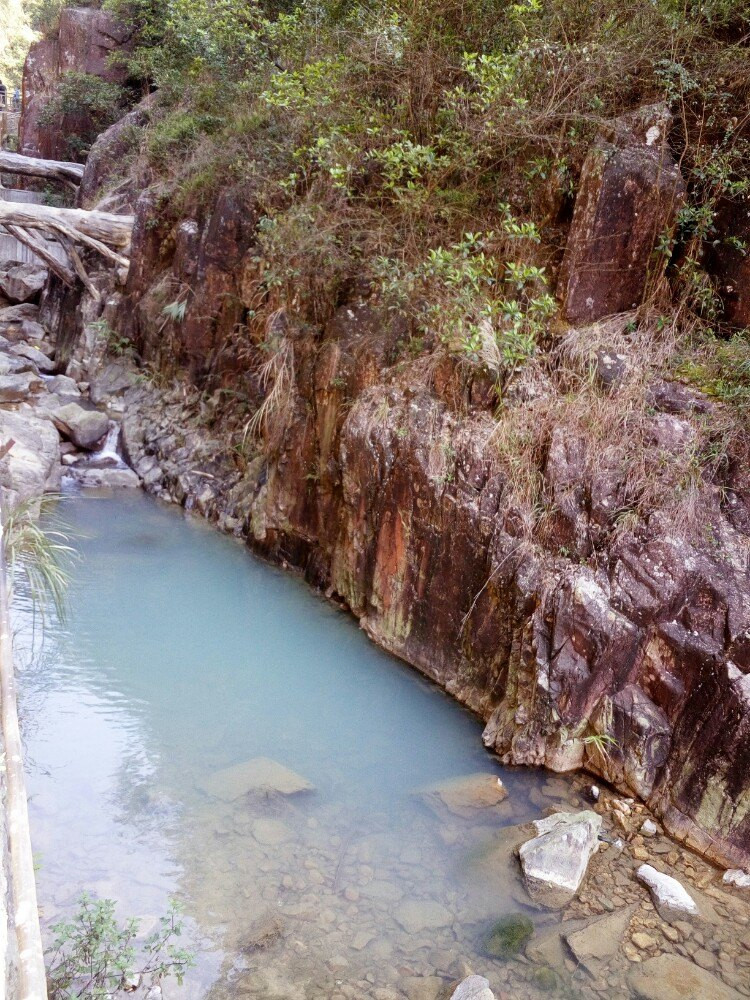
[519,810,601,909]
[251,818,293,846]
[450,977,494,1000]
[198,756,314,802]
[636,864,699,923]
[482,913,533,959]
[417,773,508,820]
[394,900,453,934]
[564,905,635,975]
[627,953,742,1000]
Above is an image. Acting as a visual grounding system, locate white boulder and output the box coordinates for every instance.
[519,810,602,909]
[723,869,750,890]
[450,976,494,1000]
[636,864,699,922]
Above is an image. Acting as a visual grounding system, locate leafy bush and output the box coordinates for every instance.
[47,894,194,999]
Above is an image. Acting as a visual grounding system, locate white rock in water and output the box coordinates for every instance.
[519,810,602,909]
[636,864,699,922]
[590,785,600,801]
[640,819,658,837]
[451,975,495,1000]
[723,869,750,889]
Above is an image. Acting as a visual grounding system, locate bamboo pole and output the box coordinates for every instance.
[0,511,47,1000]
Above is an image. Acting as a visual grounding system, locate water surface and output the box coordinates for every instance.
[18,488,586,999]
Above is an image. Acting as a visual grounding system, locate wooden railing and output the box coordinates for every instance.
[0,511,47,1000]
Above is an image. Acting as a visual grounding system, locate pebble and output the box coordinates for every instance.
[632,932,657,950]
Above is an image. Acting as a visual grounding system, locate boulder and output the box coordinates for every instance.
[0,409,61,503]
[198,756,314,802]
[417,773,508,820]
[45,374,81,397]
[12,343,56,374]
[64,465,140,489]
[519,811,602,909]
[52,402,110,450]
[0,263,48,304]
[628,954,742,1000]
[723,869,750,889]
[450,977,494,1000]
[558,112,685,322]
[636,864,700,923]
[0,303,39,332]
[0,372,45,402]
[0,354,39,376]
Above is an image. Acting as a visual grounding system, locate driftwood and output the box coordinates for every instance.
[0,149,84,187]
[0,200,133,249]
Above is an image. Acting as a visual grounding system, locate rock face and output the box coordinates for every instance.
[628,953,742,1000]
[19,7,133,159]
[705,195,750,326]
[518,810,602,908]
[0,409,61,505]
[77,104,151,211]
[71,91,750,871]
[557,112,685,322]
[636,864,700,923]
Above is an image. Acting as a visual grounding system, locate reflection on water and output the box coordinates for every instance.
[17,488,587,999]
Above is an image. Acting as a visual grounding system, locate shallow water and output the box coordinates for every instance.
[17,488,590,999]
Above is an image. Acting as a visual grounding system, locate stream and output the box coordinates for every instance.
[17,487,600,999]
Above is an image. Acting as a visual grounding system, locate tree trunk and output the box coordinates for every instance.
[0,200,133,249]
[0,150,85,185]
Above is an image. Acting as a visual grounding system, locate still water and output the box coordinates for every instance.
[17,488,586,999]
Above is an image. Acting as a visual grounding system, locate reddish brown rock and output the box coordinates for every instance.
[558,137,685,323]
[704,195,750,326]
[19,8,133,159]
[77,104,150,211]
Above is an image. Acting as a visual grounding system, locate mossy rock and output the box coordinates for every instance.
[531,966,559,992]
[483,913,534,959]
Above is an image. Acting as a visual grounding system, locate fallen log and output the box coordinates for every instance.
[0,200,133,250]
[0,150,85,187]
[3,225,77,287]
